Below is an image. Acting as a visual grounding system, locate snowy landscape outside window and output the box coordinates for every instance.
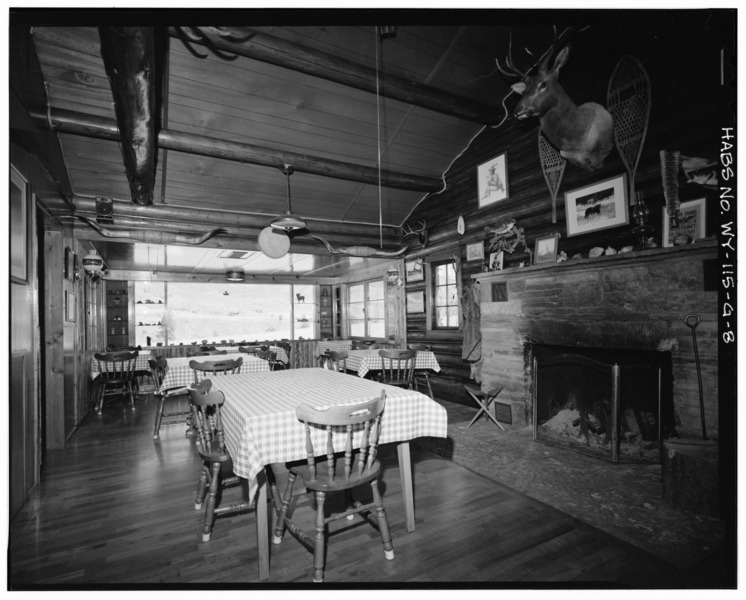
[347,279,385,339]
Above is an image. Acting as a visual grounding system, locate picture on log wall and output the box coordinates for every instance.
[477,153,509,208]
[564,174,628,237]
[662,198,706,247]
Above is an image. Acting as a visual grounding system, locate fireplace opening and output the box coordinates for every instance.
[530,344,675,463]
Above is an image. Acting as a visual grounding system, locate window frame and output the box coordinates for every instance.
[426,255,462,333]
[345,277,387,340]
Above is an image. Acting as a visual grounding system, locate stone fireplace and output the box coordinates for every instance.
[472,241,718,445]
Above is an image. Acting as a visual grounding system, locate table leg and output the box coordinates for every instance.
[397,441,415,532]
[254,471,270,581]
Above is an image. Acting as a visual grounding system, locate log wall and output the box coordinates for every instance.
[405,16,726,407]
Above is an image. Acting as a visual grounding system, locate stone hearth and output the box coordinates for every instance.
[472,241,718,438]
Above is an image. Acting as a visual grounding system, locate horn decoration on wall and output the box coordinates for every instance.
[310,219,428,258]
[79,217,225,245]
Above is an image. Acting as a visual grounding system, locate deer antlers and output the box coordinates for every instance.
[401,219,429,247]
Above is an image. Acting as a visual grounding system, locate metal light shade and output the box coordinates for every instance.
[82,248,104,274]
[271,164,306,231]
[226,271,245,282]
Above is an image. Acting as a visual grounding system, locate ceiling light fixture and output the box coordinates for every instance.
[271,164,307,231]
[226,270,245,282]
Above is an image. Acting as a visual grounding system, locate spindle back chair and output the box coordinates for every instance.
[272,391,393,582]
[378,349,416,389]
[93,350,139,414]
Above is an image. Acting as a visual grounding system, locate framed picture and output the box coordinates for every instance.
[477,152,509,208]
[65,247,76,282]
[491,282,508,302]
[406,291,425,313]
[10,165,28,283]
[489,250,504,271]
[405,259,424,282]
[466,241,485,262]
[65,291,76,322]
[564,175,629,237]
[534,233,560,264]
[662,198,707,247]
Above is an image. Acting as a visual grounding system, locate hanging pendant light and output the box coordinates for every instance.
[271,164,307,231]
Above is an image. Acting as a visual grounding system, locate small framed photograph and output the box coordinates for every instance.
[10,165,28,283]
[489,250,504,271]
[564,175,628,237]
[64,247,76,282]
[466,241,485,262]
[491,282,508,302]
[477,152,509,208]
[662,198,707,247]
[406,291,425,313]
[534,233,560,264]
[405,259,424,282]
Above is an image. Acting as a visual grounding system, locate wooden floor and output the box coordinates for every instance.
[8,393,719,588]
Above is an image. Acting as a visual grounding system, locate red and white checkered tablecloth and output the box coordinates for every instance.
[158,353,269,393]
[314,340,353,357]
[342,349,441,378]
[89,353,151,379]
[210,368,448,499]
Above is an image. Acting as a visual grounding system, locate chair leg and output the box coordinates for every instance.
[273,472,297,544]
[153,395,166,439]
[424,373,434,399]
[195,464,210,510]
[128,382,136,411]
[97,383,105,415]
[201,461,221,542]
[370,479,394,560]
[312,491,326,583]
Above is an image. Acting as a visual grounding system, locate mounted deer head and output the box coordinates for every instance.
[497,28,614,171]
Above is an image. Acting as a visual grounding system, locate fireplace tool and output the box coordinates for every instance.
[684,314,707,440]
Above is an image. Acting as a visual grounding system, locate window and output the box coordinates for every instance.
[134,282,317,345]
[432,260,459,329]
[347,279,385,338]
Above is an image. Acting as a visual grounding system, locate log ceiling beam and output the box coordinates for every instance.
[31,107,442,193]
[168,26,500,125]
[98,27,158,206]
[69,196,401,240]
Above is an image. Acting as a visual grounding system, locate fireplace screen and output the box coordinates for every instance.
[531,346,672,463]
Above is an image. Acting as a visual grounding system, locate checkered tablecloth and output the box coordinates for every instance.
[342,349,441,378]
[210,368,448,499]
[314,340,353,357]
[89,353,151,379]
[158,353,270,393]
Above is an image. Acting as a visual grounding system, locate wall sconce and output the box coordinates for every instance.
[82,249,105,276]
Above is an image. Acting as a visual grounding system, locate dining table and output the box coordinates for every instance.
[209,367,448,580]
[342,348,441,378]
[157,353,270,393]
[314,339,353,358]
[213,345,290,365]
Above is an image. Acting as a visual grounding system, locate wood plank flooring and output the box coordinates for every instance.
[8,393,716,588]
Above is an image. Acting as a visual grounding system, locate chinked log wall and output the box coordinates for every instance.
[404,20,720,408]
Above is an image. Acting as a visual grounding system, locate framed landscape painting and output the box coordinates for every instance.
[564,175,628,237]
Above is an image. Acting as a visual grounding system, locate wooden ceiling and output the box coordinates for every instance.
[11,10,565,277]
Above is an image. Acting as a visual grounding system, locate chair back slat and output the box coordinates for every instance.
[189,356,243,384]
[187,381,227,454]
[95,350,138,382]
[378,349,415,387]
[148,356,167,391]
[325,350,348,372]
[295,391,386,483]
[238,345,262,355]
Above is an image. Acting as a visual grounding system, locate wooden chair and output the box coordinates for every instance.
[324,350,348,373]
[238,345,262,355]
[273,391,393,582]
[198,349,228,356]
[150,356,191,439]
[409,343,434,399]
[199,345,217,352]
[189,356,243,384]
[187,382,276,542]
[378,349,416,389]
[93,350,139,414]
[256,349,281,371]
